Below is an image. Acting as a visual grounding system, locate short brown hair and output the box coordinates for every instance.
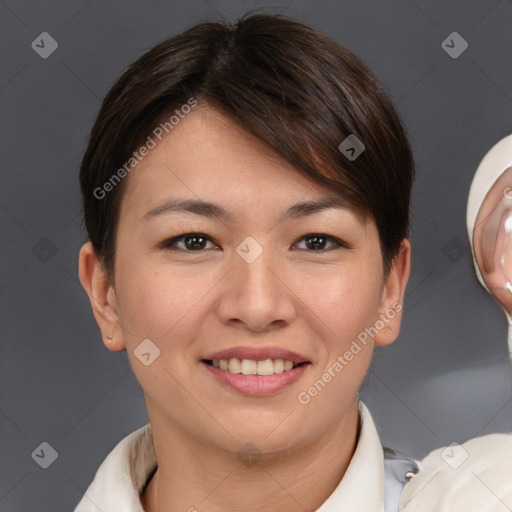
[79,12,414,281]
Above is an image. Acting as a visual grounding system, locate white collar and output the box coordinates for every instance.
[73,400,392,512]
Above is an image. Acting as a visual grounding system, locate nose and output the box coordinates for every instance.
[216,244,297,332]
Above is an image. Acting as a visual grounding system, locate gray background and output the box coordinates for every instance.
[1,0,512,510]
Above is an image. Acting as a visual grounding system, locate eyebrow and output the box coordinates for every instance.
[143,196,351,223]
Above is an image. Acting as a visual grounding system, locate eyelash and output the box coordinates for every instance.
[158,232,350,252]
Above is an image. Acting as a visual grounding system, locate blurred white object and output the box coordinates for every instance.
[467,134,512,359]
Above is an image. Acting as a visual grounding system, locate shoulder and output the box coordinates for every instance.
[73,423,155,512]
[399,432,512,512]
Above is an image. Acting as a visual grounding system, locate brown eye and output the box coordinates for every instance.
[183,234,208,250]
[161,233,217,251]
[296,234,346,251]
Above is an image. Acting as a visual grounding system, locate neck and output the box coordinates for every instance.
[141,399,360,512]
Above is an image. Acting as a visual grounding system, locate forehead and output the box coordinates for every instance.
[130,106,312,191]
[118,106,368,229]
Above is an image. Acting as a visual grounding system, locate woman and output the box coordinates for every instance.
[74,13,511,512]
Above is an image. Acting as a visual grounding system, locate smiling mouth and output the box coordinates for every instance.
[202,358,309,376]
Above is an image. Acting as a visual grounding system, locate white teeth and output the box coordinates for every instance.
[241,359,257,375]
[229,358,242,373]
[273,359,284,373]
[209,358,301,375]
[257,359,274,376]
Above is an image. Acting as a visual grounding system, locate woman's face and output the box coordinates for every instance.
[80,105,410,455]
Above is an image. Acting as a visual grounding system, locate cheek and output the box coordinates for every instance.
[296,264,382,338]
[114,263,205,396]
[114,259,196,346]
[295,272,379,416]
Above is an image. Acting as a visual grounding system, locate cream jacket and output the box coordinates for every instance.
[73,400,512,511]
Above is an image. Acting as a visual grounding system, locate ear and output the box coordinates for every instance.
[374,238,411,347]
[78,241,126,351]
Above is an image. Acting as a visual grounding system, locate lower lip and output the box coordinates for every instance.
[201,361,310,396]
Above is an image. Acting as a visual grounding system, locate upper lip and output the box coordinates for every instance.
[203,346,310,364]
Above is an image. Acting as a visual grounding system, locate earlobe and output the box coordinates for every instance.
[374,239,411,347]
[78,242,125,351]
